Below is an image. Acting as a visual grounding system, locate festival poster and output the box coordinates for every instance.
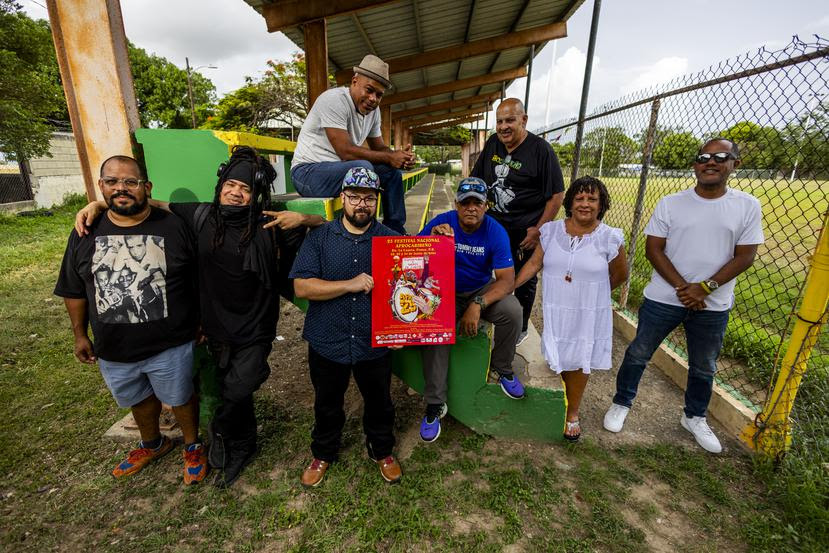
[371,236,455,347]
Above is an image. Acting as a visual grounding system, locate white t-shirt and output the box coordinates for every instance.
[643,187,764,311]
[291,87,382,167]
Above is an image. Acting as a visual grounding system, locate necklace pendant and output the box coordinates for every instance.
[564,272,572,282]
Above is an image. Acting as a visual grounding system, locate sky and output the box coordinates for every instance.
[21,0,829,131]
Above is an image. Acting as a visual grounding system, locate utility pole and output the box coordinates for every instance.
[185,57,217,129]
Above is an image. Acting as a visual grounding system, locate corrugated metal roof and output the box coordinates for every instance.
[243,0,586,119]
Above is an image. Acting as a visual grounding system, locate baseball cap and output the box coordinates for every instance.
[342,166,381,191]
[456,177,488,202]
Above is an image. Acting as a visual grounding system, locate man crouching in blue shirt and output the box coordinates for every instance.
[290,167,402,487]
[418,177,524,443]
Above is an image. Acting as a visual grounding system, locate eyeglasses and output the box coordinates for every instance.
[101,177,145,189]
[457,181,487,195]
[694,152,736,164]
[343,193,378,207]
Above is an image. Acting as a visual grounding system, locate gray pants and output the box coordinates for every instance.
[421,282,522,405]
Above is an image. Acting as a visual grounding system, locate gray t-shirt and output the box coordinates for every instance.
[291,87,382,167]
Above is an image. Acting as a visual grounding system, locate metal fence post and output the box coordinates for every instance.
[570,0,602,183]
[619,98,660,308]
[742,211,829,457]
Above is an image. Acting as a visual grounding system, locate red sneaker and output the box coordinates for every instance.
[112,436,174,478]
[183,442,209,485]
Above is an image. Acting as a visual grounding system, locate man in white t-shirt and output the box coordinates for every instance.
[603,138,764,453]
[290,55,414,234]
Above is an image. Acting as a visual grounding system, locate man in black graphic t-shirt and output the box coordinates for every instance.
[75,146,324,488]
[55,155,206,485]
[471,98,564,343]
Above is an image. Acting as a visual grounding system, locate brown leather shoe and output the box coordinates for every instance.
[301,458,329,488]
[376,455,402,483]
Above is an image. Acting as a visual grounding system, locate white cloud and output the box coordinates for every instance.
[22,0,299,96]
[619,57,688,96]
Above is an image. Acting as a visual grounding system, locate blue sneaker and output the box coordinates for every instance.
[499,374,525,399]
[420,403,448,442]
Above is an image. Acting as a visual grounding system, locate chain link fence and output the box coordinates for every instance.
[538,36,828,468]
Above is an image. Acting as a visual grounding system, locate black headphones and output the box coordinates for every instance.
[216,156,267,192]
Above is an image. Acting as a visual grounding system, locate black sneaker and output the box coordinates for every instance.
[207,421,226,469]
[213,445,258,489]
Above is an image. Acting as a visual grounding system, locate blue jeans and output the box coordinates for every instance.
[291,160,406,234]
[613,298,730,418]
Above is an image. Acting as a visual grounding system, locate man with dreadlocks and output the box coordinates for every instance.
[76,146,324,487]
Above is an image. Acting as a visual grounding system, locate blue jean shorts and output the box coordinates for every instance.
[98,341,195,408]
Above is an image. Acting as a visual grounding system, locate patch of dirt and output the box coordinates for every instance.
[451,512,491,536]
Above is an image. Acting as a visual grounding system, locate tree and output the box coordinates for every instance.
[719,121,785,170]
[203,80,265,133]
[0,1,64,160]
[580,127,638,171]
[550,142,575,168]
[652,131,701,169]
[128,44,216,128]
[204,53,311,137]
[415,144,461,163]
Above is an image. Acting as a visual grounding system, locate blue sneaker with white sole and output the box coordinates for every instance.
[499,374,525,399]
[419,403,448,442]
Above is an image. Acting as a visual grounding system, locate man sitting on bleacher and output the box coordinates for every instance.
[290,54,413,235]
[418,177,525,443]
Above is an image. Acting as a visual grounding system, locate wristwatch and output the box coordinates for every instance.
[472,295,487,309]
[700,280,719,294]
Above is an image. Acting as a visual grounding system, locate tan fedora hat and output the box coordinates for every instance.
[353,54,392,89]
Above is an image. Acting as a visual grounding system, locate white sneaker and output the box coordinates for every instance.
[680,415,722,453]
[603,403,630,433]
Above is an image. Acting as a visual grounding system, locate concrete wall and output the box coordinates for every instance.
[27,133,85,208]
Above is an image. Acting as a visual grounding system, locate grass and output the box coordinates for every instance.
[1,197,827,552]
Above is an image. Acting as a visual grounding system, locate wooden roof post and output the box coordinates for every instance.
[393,119,403,150]
[304,18,328,109]
[46,0,139,202]
[461,143,471,178]
[381,104,392,147]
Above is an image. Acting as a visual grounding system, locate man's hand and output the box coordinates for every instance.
[346,273,374,294]
[262,210,305,230]
[675,283,707,310]
[518,226,541,250]
[73,335,96,364]
[389,144,415,169]
[430,223,454,237]
[75,201,105,236]
[459,304,481,337]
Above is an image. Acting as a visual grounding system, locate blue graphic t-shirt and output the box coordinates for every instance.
[420,211,513,293]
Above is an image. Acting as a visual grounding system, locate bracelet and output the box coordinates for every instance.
[699,281,712,294]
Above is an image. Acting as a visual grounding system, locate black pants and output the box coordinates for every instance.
[308,346,395,463]
[210,341,272,448]
[506,227,537,332]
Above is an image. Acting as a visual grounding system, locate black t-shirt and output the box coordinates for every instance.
[169,203,280,347]
[471,131,564,230]
[54,208,198,363]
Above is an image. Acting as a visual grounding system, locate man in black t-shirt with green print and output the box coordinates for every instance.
[471,98,565,344]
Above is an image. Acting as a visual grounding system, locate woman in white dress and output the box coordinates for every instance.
[515,176,628,441]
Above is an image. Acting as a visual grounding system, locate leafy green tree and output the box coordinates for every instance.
[415,144,461,163]
[550,142,575,167]
[652,131,701,169]
[202,80,265,133]
[719,121,785,169]
[580,127,638,170]
[204,53,310,137]
[128,45,216,128]
[0,1,64,160]
[782,100,829,179]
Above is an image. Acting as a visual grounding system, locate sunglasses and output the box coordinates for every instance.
[458,181,487,195]
[694,152,736,164]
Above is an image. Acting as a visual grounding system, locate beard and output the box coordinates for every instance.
[344,208,374,229]
[108,192,148,216]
